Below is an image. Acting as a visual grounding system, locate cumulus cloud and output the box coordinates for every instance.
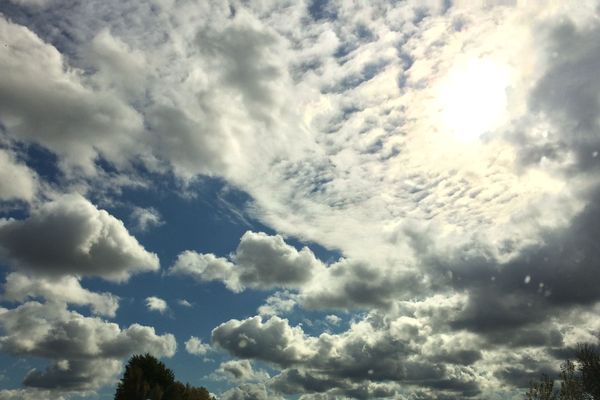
[0,16,145,175]
[1,272,119,317]
[145,296,168,314]
[216,360,270,383]
[0,194,159,282]
[212,311,485,399]
[220,384,280,400]
[170,231,323,292]
[172,231,424,311]
[0,149,37,202]
[258,291,298,317]
[0,301,175,392]
[212,316,315,367]
[185,336,210,356]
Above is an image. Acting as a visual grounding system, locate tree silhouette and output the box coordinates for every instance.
[525,344,600,400]
[115,354,212,400]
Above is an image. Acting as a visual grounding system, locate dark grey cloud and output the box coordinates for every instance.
[515,19,600,173]
[22,359,121,391]
[0,194,159,282]
[441,188,600,344]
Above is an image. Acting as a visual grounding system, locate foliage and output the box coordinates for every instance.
[115,354,213,400]
[526,344,600,400]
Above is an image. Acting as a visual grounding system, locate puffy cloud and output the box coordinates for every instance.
[170,251,241,292]
[216,360,270,383]
[0,301,175,392]
[212,311,484,399]
[185,336,210,356]
[258,291,298,317]
[1,272,119,317]
[145,296,168,314]
[170,231,323,292]
[0,16,144,175]
[212,316,315,367]
[0,149,37,202]
[220,384,281,400]
[324,315,341,326]
[22,359,121,391]
[0,194,159,282]
[0,389,67,400]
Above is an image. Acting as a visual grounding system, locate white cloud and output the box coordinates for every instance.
[130,206,164,232]
[0,149,37,202]
[325,315,341,326]
[185,336,210,356]
[0,301,176,392]
[0,194,159,282]
[171,232,424,311]
[215,360,270,383]
[258,291,298,317]
[2,272,119,317]
[145,296,168,314]
[170,231,323,292]
[0,16,145,175]
[177,299,193,307]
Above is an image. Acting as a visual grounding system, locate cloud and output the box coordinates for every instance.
[212,316,315,367]
[0,16,145,175]
[185,336,210,356]
[0,194,159,282]
[22,359,121,391]
[324,315,341,326]
[1,272,119,317]
[258,291,298,317]
[0,301,176,391]
[172,231,425,311]
[177,299,193,307]
[216,360,270,383]
[0,149,37,202]
[220,383,281,400]
[212,311,485,399]
[0,388,67,400]
[145,296,168,314]
[130,207,164,232]
[170,231,323,292]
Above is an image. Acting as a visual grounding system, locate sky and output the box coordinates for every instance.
[0,0,599,399]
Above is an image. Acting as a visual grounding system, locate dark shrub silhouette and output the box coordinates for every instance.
[525,344,600,400]
[115,354,212,400]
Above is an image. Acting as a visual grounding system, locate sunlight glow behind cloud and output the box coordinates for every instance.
[437,58,510,141]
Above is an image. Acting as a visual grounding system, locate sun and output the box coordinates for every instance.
[436,58,510,142]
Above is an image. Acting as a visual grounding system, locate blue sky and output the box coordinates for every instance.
[1,1,600,399]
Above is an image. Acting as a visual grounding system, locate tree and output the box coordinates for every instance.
[526,344,600,400]
[577,344,600,399]
[115,354,213,400]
